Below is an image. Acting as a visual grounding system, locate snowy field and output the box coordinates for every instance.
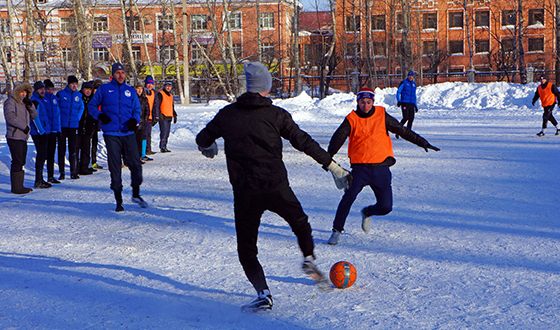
[0,82,559,329]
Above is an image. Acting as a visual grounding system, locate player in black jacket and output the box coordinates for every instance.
[196,62,350,311]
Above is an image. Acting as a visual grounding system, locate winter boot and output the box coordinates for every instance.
[536,131,545,137]
[34,180,52,189]
[556,128,559,136]
[327,229,342,245]
[302,256,331,291]
[11,171,33,194]
[47,177,61,184]
[241,289,273,312]
[114,190,124,212]
[361,208,372,233]
[131,186,148,208]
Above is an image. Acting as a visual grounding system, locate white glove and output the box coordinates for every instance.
[198,142,218,158]
[327,161,351,190]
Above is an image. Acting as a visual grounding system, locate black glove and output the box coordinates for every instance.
[138,121,145,130]
[22,126,30,134]
[22,98,32,106]
[532,101,536,106]
[151,119,158,127]
[424,143,440,152]
[414,105,418,113]
[397,101,402,107]
[98,113,111,124]
[126,118,138,131]
[173,116,177,124]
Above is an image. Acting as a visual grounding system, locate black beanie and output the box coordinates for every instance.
[44,79,55,89]
[67,75,79,85]
[33,81,46,91]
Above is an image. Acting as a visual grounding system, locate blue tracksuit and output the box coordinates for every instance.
[88,80,141,137]
[45,92,61,133]
[30,92,50,135]
[396,79,417,105]
[57,86,84,129]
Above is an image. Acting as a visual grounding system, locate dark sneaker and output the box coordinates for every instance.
[132,196,148,208]
[79,169,93,175]
[241,290,273,312]
[89,167,97,172]
[537,131,545,137]
[302,256,331,291]
[115,204,124,212]
[141,156,153,161]
[146,151,157,155]
[34,181,52,189]
[327,229,342,245]
[70,174,80,179]
[361,208,372,233]
[556,128,559,136]
[47,177,61,184]
[58,174,65,180]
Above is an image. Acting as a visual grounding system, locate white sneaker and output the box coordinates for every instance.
[241,290,273,312]
[131,196,148,208]
[361,208,372,233]
[327,229,342,245]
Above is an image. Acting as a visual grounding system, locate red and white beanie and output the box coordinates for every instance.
[356,87,375,101]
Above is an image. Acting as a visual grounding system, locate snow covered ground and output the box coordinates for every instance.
[1,82,559,329]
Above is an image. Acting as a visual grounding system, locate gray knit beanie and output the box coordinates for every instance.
[244,62,272,93]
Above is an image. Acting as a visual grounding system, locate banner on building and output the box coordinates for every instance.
[113,33,154,44]
[92,34,112,48]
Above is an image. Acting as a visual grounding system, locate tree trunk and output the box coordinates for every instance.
[292,0,302,95]
[517,0,526,83]
[181,0,190,104]
[556,0,560,83]
[6,0,22,82]
[133,1,154,76]
[319,0,337,99]
[169,0,185,102]
[222,0,240,96]
[72,0,93,80]
[120,0,138,84]
[256,0,262,62]
[400,0,412,78]
[364,0,375,86]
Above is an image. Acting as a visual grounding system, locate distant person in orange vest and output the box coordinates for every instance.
[154,81,177,153]
[143,75,158,156]
[326,87,440,245]
[532,75,560,136]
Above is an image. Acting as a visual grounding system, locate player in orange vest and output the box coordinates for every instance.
[144,75,158,155]
[326,87,440,245]
[531,75,560,136]
[154,81,177,153]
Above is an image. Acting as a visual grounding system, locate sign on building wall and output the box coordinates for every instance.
[92,34,112,48]
[113,33,154,44]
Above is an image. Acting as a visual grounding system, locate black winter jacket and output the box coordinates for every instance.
[196,92,332,192]
[328,107,431,167]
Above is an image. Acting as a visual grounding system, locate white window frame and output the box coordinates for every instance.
[226,11,242,30]
[191,14,208,31]
[160,45,175,63]
[93,47,109,62]
[259,12,275,30]
[157,14,174,31]
[60,17,76,34]
[93,16,108,32]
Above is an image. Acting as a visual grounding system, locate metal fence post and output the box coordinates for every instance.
[467,69,475,83]
[527,66,534,83]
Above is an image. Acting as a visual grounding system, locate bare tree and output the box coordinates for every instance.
[169,0,185,102]
[72,0,94,80]
[0,15,15,88]
[292,0,302,95]
[119,0,138,83]
[399,0,412,77]
[6,0,22,82]
[319,0,338,99]
[517,0,527,83]
[133,0,155,76]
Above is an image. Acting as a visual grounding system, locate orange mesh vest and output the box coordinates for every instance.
[146,91,155,120]
[538,83,556,107]
[159,90,174,117]
[346,107,394,164]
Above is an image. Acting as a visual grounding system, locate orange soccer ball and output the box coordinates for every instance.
[329,261,357,289]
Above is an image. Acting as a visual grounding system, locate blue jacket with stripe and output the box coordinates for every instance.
[396,79,417,105]
[57,86,84,129]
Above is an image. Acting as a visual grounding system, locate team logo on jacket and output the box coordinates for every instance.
[125,90,131,97]
[74,96,80,102]
[53,99,57,104]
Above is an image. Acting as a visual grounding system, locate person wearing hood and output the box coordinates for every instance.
[3,83,38,194]
[43,79,61,184]
[30,81,52,189]
[196,62,351,311]
[56,75,84,179]
[88,63,145,212]
[326,87,440,246]
[77,81,95,175]
[532,74,560,136]
[154,81,177,153]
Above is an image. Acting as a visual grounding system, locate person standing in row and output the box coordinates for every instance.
[30,81,52,189]
[88,63,146,212]
[56,75,84,180]
[143,76,158,156]
[395,70,418,139]
[196,62,350,311]
[77,81,95,175]
[327,87,440,245]
[532,75,560,136]
[91,79,104,170]
[43,79,61,184]
[4,83,37,194]
[134,82,152,162]
[154,81,177,153]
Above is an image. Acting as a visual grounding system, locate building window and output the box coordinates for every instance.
[501,38,514,52]
[396,13,403,30]
[157,14,174,31]
[422,40,437,55]
[160,45,175,63]
[93,47,109,61]
[502,10,516,27]
[449,12,463,29]
[259,12,274,29]
[93,16,108,32]
[449,40,464,55]
[345,15,360,32]
[474,65,491,72]
[128,16,141,31]
[372,41,386,57]
[260,43,275,60]
[371,15,385,31]
[191,14,208,31]
[191,45,206,62]
[528,37,544,52]
[475,39,489,53]
[528,9,544,26]
[423,13,437,30]
[345,42,360,58]
[448,67,464,73]
[225,43,242,59]
[131,46,141,62]
[35,51,46,62]
[227,12,242,29]
[62,48,74,62]
[475,11,489,27]
[60,17,76,33]
[0,18,10,33]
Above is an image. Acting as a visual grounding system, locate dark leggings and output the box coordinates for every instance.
[31,134,48,182]
[58,128,78,177]
[400,103,416,130]
[46,133,58,179]
[542,105,558,129]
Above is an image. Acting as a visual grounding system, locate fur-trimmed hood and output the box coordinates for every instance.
[12,83,33,103]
